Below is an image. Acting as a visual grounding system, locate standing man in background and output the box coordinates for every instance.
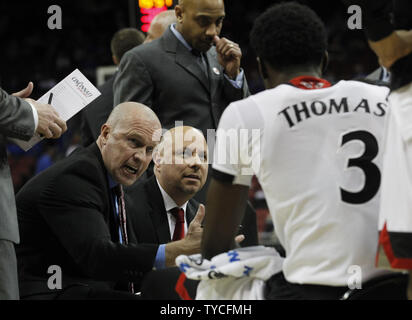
[114,0,249,203]
[144,9,177,44]
[0,81,67,299]
[81,10,178,147]
[80,28,146,146]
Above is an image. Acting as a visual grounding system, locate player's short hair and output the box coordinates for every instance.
[250,2,327,71]
[110,28,145,62]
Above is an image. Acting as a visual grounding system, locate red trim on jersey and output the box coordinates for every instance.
[377,223,412,269]
[175,272,192,300]
[289,76,331,90]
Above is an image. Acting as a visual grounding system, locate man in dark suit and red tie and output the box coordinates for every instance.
[125,126,209,267]
[126,125,258,259]
[130,126,257,299]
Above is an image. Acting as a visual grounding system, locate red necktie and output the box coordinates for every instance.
[171,207,185,241]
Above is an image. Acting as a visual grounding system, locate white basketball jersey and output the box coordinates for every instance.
[377,82,412,269]
[213,80,391,286]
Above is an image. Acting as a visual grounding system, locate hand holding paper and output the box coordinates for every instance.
[12,69,101,151]
[26,96,67,139]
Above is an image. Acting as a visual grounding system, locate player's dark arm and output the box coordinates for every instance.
[201,171,249,260]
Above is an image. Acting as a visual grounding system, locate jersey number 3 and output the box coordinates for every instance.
[340,130,381,204]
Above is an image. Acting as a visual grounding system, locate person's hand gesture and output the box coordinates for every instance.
[12,81,34,98]
[185,204,205,246]
[214,36,242,80]
[12,81,67,139]
[369,30,412,69]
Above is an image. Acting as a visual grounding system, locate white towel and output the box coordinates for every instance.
[176,245,284,300]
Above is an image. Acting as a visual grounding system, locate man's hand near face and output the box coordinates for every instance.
[213,35,242,80]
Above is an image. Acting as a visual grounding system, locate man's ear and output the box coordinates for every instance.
[152,150,162,169]
[321,50,329,75]
[257,57,269,80]
[100,124,110,145]
[112,54,119,66]
[175,5,183,24]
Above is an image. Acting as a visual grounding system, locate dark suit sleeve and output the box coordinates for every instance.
[37,162,158,282]
[222,71,250,109]
[0,87,35,140]
[80,114,95,147]
[113,50,154,107]
[80,77,115,147]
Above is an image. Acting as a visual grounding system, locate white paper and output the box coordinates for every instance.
[12,69,101,151]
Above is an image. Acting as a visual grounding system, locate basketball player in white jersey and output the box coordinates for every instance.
[201,2,402,299]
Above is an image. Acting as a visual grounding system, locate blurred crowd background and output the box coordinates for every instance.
[1,0,379,244]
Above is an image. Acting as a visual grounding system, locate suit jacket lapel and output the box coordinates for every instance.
[145,176,172,243]
[87,143,119,242]
[205,49,223,101]
[163,28,210,92]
